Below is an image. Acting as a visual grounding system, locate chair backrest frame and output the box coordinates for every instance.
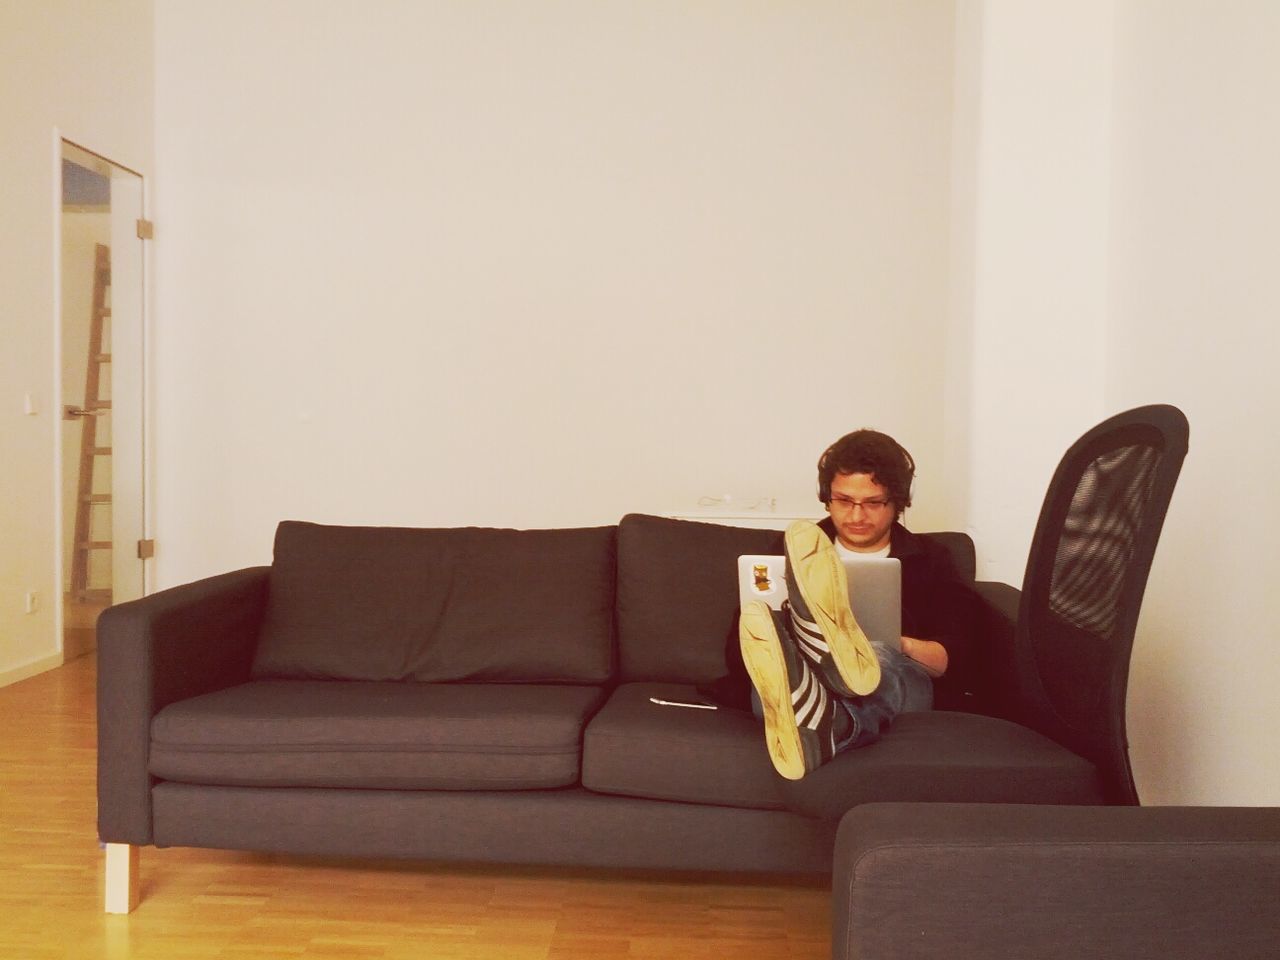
[1013,404,1189,805]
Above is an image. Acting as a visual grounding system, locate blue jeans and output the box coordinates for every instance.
[834,640,933,751]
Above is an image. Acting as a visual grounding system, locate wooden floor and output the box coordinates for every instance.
[0,656,830,959]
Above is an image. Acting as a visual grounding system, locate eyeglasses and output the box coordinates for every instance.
[828,495,892,514]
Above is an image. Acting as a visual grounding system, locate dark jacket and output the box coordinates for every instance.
[818,517,977,710]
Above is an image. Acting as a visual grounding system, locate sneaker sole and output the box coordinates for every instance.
[784,522,881,696]
[738,601,807,781]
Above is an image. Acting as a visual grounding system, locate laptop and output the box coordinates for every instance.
[737,553,902,652]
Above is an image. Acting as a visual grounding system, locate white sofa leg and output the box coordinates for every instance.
[104,843,140,913]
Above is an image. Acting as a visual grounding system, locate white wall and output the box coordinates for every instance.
[152,1,958,585]
[0,1,154,686]
[952,0,1115,586]
[1107,1,1280,805]
[954,0,1279,806]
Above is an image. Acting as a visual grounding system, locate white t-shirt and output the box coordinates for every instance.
[833,538,891,561]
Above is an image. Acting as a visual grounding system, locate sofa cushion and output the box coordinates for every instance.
[615,514,783,683]
[778,710,1107,821]
[581,682,786,811]
[149,680,607,790]
[251,521,616,683]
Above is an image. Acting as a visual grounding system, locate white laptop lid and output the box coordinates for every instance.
[737,554,902,652]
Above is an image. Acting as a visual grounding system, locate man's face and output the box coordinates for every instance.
[826,472,895,553]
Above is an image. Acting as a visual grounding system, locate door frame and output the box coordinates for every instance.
[52,132,154,658]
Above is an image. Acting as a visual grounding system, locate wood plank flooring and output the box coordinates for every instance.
[0,656,830,959]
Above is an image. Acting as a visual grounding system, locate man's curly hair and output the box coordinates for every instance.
[817,429,915,518]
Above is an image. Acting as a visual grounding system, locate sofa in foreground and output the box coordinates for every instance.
[832,802,1280,960]
[97,512,1111,912]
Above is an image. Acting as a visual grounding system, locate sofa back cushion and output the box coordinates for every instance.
[615,514,784,683]
[251,521,616,683]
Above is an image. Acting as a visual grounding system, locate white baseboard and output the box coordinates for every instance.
[0,652,66,689]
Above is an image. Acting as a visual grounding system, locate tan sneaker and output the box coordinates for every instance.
[783,520,881,697]
[738,600,839,780]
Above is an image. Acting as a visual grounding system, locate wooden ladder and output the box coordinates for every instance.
[69,243,113,603]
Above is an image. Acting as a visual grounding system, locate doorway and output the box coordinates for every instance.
[59,141,147,660]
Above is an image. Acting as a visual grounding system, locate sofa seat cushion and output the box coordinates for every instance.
[779,710,1107,821]
[581,683,786,811]
[150,680,607,790]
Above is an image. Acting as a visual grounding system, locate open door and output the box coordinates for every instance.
[60,140,146,659]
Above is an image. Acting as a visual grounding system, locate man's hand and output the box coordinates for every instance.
[900,636,948,678]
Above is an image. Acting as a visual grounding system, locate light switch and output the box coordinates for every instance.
[23,393,37,415]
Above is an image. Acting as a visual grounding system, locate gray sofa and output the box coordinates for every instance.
[97,513,1111,911]
[832,802,1280,960]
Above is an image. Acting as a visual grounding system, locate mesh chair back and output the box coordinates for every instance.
[1015,405,1189,805]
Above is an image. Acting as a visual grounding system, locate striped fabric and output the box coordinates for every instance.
[787,600,831,662]
[1049,444,1160,640]
[790,651,833,742]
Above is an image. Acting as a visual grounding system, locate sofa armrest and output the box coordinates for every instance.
[97,567,270,844]
[832,802,1280,960]
[966,580,1021,719]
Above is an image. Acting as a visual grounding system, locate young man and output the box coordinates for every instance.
[739,429,973,779]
